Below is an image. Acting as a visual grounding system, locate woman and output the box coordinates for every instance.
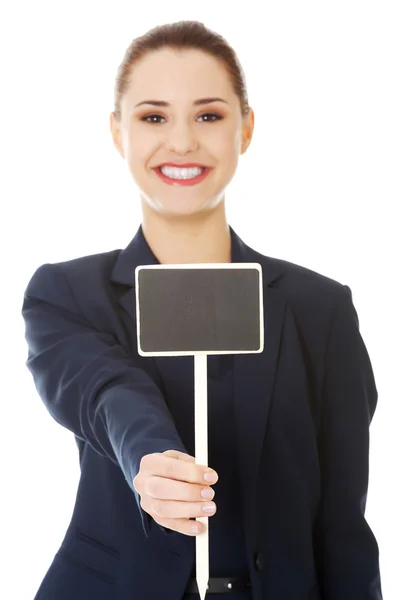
[22,20,382,600]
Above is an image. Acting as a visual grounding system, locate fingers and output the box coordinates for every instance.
[155,516,206,536]
[141,452,219,486]
[147,498,217,521]
[133,450,219,537]
[145,475,215,502]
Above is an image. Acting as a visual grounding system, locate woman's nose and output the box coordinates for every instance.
[163,124,199,154]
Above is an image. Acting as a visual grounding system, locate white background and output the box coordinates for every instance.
[1,1,399,598]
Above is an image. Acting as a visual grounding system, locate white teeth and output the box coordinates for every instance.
[160,166,205,179]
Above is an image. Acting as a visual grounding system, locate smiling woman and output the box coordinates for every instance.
[22,18,383,600]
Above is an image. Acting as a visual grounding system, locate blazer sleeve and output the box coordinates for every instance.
[313,284,383,599]
[21,262,187,538]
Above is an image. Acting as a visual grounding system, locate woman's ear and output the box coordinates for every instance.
[109,112,125,159]
[241,108,255,154]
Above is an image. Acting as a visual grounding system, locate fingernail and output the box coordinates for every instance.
[201,488,214,499]
[204,471,217,483]
[202,503,216,513]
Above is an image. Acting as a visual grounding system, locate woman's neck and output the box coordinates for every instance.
[141,203,231,265]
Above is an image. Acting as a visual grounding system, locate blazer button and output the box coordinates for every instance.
[254,552,265,572]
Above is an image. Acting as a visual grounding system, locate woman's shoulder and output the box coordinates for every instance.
[247,245,348,316]
[28,247,122,284]
[55,247,122,272]
[24,248,124,311]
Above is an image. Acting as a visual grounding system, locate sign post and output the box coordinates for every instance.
[136,263,264,599]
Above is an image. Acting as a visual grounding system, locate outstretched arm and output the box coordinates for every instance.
[22,262,187,537]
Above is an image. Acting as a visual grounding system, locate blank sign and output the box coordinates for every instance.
[135,263,264,356]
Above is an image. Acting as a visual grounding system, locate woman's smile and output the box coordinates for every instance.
[153,166,213,186]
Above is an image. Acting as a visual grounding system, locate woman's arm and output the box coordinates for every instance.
[21,262,187,537]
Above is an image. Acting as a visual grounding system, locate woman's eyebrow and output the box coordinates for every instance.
[134,97,228,108]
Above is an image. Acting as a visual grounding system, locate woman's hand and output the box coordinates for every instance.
[133,449,218,536]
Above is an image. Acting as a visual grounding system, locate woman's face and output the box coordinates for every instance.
[110,48,254,219]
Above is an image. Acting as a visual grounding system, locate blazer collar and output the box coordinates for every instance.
[110,223,285,286]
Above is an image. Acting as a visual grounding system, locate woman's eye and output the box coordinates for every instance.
[141,113,222,124]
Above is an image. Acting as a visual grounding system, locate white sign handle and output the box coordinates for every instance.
[194,354,209,600]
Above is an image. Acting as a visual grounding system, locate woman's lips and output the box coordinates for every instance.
[154,167,212,186]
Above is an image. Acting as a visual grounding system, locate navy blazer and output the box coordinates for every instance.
[22,225,382,600]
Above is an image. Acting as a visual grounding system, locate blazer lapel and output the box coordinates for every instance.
[109,225,159,319]
[110,225,287,549]
[229,231,287,551]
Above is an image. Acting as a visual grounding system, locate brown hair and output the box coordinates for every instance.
[113,20,250,121]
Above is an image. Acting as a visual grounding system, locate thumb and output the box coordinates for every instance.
[163,449,196,462]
